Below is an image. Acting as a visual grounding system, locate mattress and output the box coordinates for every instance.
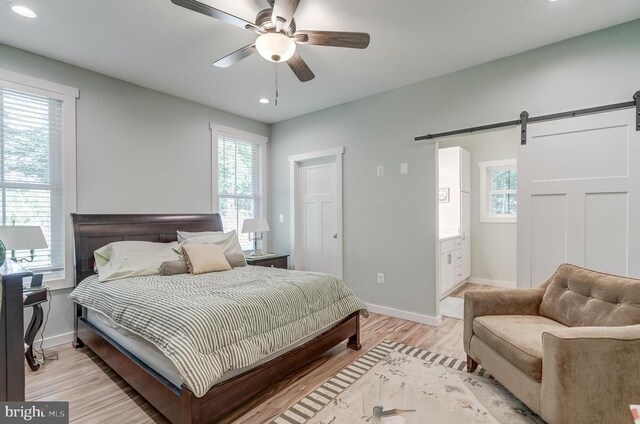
[86,308,342,390]
[71,266,367,397]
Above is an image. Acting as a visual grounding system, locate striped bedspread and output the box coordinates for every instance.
[68,266,367,397]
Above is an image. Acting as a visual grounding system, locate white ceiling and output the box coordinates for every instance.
[1,0,640,124]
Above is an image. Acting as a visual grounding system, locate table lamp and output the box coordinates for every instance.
[0,226,48,265]
[241,218,270,256]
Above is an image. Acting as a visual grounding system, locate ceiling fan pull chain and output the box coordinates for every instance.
[275,62,279,107]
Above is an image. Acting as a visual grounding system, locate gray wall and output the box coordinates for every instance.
[269,20,640,318]
[440,129,518,285]
[0,43,269,347]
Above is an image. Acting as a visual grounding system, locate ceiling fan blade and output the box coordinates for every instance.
[272,0,300,32]
[213,44,257,68]
[171,0,260,32]
[287,52,315,82]
[295,31,370,49]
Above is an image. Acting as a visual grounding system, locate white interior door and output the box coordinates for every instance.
[518,109,640,287]
[297,159,340,275]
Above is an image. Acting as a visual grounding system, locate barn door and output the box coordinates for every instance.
[517,108,640,287]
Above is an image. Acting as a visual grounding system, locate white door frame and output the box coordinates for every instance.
[289,147,344,278]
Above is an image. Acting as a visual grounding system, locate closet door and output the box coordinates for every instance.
[460,191,471,279]
[460,148,471,193]
[517,109,640,287]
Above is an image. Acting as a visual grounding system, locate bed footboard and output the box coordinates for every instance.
[76,311,361,423]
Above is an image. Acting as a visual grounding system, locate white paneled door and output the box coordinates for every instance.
[517,109,640,287]
[297,160,340,276]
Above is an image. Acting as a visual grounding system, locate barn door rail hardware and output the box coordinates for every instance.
[414,90,640,144]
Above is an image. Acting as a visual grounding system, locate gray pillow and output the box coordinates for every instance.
[159,260,189,276]
[224,252,247,268]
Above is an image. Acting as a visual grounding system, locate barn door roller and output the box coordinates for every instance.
[520,111,529,145]
[635,91,640,132]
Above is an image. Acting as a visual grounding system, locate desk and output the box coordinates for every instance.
[23,286,48,371]
[0,261,32,401]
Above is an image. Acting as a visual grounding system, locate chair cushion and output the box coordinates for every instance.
[539,264,640,327]
[473,315,567,382]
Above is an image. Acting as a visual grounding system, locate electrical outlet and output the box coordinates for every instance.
[279,213,284,223]
[400,163,409,175]
[377,165,384,177]
[377,273,385,284]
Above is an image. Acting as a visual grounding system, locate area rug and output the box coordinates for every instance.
[271,340,544,424]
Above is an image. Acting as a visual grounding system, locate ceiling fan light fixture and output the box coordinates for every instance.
[255,32,296,63]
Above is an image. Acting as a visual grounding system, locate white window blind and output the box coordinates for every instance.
[0,86,64,274]
[217,135,260,250]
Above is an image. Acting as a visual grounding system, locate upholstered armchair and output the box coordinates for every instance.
[464,264,640,424]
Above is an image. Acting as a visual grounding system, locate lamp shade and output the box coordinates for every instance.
[0,226,48,250]
[241,219,270,234]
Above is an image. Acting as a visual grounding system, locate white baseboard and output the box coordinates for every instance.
[32,331,75,349]
[468,277,516,289]
[366,303,442,327]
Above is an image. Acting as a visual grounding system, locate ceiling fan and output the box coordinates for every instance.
[170,0,371,82]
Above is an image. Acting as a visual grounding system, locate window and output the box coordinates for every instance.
[213,126,267,251]
[0,86,64,273]
[479,159,517,223]
[0,70,78,287]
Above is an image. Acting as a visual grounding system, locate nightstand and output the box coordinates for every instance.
[245,254,289,269]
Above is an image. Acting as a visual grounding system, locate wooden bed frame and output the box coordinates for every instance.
[71,213,361,424]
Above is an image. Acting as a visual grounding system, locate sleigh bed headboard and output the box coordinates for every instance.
[71,213,224,285]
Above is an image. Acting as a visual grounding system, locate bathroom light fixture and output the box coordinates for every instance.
[259,98,270,104]
[11,4,37,18]
[255,33,296,63]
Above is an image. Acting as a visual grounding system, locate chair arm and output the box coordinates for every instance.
[540,325,640,424]
[464,289,545,353]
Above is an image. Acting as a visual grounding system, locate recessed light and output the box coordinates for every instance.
[11,4,38,18]
[259,98,270,104]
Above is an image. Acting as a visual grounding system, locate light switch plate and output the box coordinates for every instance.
[400,163,409,175]
[377,165,384,177]
[279,214,284,223]
[377,273,385,284]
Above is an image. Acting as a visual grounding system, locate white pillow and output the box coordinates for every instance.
[176,230,246,267]
[177,230,221,242]
[95,241,181,282]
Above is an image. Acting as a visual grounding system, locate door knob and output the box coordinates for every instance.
[333,233,338,239]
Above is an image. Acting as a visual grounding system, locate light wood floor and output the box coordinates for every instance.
[26,287,486,424]
[449,282,502,298]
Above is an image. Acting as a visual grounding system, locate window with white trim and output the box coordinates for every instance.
[215,131,266,251]
[479,159,517,223]
[0,85,64,274]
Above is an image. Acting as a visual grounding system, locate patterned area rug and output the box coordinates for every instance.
[272,340,544,424]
